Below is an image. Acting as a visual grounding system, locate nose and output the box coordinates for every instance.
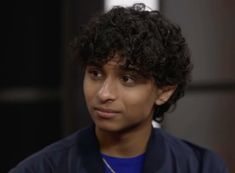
[97,78,117,103]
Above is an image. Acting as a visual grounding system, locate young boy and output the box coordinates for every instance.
[9,3,228,173]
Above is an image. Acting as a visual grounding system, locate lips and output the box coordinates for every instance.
[94,107,120,119]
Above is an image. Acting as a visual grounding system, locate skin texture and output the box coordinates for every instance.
[83,55,176,157]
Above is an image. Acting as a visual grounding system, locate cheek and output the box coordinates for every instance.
[83,78,95,105]
[123,89,156,117]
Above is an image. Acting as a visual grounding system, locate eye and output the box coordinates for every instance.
[121,75,136,86]
[87,67,103,80]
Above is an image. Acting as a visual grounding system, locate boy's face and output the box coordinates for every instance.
[83,55,174,133]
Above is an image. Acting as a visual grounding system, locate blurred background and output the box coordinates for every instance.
[2,0,235,172]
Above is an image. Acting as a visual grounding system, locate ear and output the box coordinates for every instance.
[155,85,177,106]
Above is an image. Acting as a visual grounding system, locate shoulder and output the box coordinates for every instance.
[153,128,229,172]
[8,127,92,173]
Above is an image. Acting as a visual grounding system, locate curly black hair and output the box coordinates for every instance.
[73,3,193,122]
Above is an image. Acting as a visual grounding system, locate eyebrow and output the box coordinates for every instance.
[86,62,144,75]
[119,64,142,74]
[86,63,153,83]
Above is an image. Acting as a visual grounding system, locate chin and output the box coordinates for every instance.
[95,122,121,132]
[95,121,141,135]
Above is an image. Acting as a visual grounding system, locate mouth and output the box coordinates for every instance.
[94,107,121,119]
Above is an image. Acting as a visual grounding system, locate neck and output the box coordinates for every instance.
[96,122,152,158]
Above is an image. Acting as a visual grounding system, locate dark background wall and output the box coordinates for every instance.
[2,0,103,172]
[2,0,62,172]
[3,0,235,172]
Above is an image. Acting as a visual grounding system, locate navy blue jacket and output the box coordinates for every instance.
[9,126,229,173]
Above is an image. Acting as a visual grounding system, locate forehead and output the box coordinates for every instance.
[104,57,125,69]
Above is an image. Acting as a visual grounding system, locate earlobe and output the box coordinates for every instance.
[155,85,177,105]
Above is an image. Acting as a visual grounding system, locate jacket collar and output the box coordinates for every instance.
[78,125,104,173]
[142,127,166,173]
[78,126,166,173]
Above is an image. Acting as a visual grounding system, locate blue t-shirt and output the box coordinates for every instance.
[101,153,145,173]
